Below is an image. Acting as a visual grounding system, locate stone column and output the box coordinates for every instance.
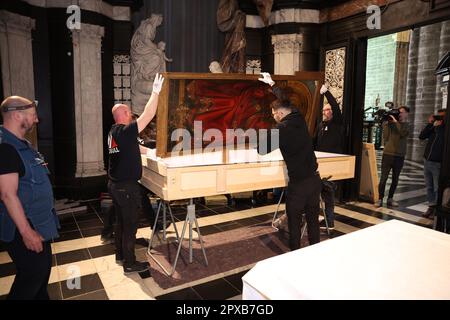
[72,23,106,178]
[407,23,441,162]
[393,31,410,108]
[271,34,302,75]
[436,21,450,110]
[0,11,37,145]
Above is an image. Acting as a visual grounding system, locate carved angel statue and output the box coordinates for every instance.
[131,13,166,114]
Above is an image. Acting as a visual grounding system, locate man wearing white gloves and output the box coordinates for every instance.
[107,74,164,274]
[258,73,321,250]
[314,84,345,229]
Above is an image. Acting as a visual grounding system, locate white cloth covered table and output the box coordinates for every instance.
[242,220,450,299]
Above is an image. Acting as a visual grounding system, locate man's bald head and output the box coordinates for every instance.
[1,96,34,119]
[112,104,132,124]
[0,96,38,137]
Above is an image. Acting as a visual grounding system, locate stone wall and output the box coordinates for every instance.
[406,21,450,162]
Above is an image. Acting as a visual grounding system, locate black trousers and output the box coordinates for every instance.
[6,231,52,300]
[108,180,142,267]
[378,154,405,199]
[286,174,322,250]
[102,184,156,237]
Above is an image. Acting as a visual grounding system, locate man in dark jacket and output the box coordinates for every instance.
[259,73,321,250]
[419,108,446,218]
[314,85,345,229]
[377,106,410,207]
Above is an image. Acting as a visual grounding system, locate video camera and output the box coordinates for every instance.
[433,114,444,121]
[374,102,400,122]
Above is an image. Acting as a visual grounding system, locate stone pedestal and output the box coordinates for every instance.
[72,23,106,177]
[271,34,302,75]
[0,11,37,145]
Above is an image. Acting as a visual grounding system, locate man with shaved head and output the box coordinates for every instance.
[0,96,59,299]
[108,73,164,274]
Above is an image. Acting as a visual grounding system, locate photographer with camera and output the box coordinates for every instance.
[376,106,410,208]
[419,109,447,218]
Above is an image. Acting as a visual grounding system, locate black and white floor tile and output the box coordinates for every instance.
[0,155,437,300]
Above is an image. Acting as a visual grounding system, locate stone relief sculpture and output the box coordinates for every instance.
[131,13,169,114]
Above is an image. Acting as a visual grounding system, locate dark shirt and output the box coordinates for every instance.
[419,123,446,162]
[314,91,345,154]
[108,122,142,182]
[0,143,25,177]
[260,110,318,183]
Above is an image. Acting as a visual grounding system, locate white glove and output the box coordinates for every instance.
[258,72,275,86]
[152,73,164,94]
[320,84,328,95]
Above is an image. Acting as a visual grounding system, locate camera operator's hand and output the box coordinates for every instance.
[389,115,398,123]
[428,114,435,124]
[434,120,443,127]
[320,84,328,95]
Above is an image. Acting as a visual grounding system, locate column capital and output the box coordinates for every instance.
[0,10,35,37]
[271,34,302,54]
[72,23,105,44]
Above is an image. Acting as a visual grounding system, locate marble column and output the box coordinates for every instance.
[72,23,106,178]
[271,34,302,75]
[0,10,37,145]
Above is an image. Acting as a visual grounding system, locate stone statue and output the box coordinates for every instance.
[156,41,173,72]
[217,0,273,73]
[209,60,223,73]
[217,0,246,73]
[130,13,165,114]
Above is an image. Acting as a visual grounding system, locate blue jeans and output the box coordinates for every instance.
[424,160,441,206]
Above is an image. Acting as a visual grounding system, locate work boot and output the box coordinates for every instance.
[422,206,435,218]
[387,198,399,207]
[123,261,150,275]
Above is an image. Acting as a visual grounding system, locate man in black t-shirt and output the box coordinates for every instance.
[108,74,164,274]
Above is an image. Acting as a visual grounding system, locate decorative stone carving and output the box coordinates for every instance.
[71,23,106,177]
[130,14,165,114]
[325,47,346,109]
[246,59,261,74]
[113,54,131,105]
[271,34,302,75]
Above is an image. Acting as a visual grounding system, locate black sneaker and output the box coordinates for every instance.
[123,261,150,275]
[101,232,114,244]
